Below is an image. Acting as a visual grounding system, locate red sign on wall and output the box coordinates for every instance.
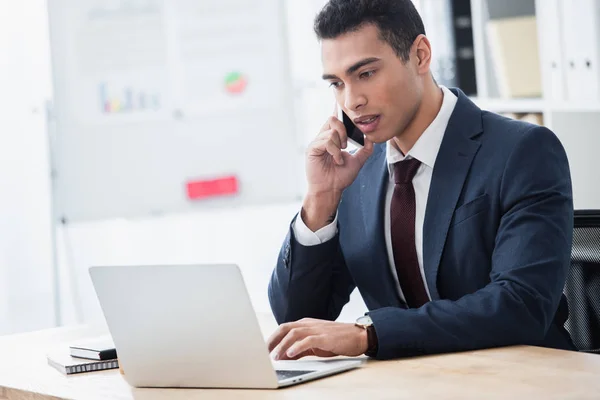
[186,175,239,200]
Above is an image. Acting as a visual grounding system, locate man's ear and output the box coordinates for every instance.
[412,34,432,74]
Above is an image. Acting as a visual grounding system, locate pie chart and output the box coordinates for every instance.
[224,72,248,94]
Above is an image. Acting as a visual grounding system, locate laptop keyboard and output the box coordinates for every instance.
[276,370,315,381]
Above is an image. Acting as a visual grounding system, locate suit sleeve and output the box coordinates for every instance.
[368,126,574,359]
[268,214,356,323]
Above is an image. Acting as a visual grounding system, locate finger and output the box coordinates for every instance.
[267,322,297,352]
[318,114,339,137]
[352,136,374,166]
[325,139,344,166]
[328,116,348,149]
[306,132,335,157]
[267,319,325,352]
[306,139,330,159]
[318,119,332,136]
[310,130,343,162]
[267,318,321,351]
[277,349,315,361]
[286,335,327,359]
[272,327,313,360]
[330,129,343,148]
[284,347,338,360]
[315,128,342,146]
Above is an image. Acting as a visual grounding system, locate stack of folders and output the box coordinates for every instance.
[486,15,542,98]
[47,335,119,375]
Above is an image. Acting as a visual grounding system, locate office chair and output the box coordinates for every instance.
[564,210,600,353]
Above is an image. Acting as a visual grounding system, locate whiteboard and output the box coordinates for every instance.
[47,0,303,222]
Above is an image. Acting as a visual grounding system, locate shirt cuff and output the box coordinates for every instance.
[292,210,338,246]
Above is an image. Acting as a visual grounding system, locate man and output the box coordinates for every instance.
[267,0,575,360]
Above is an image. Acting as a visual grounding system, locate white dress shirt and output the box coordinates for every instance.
[293,86,458,304]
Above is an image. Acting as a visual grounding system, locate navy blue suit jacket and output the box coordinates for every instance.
[269,88,575,359]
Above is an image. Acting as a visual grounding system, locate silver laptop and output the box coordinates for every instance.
[89,264,363,388]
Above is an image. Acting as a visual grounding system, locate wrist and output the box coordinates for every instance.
[355,315,378,357]
[365,325,378,357]
[358,327,369,354]
[301,191,342,231]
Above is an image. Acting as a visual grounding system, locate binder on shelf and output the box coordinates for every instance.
[559,0,600,102]
[450,0,477,96]
[575,0,600,102]
[486,16,542,98]
[536,0,566,101]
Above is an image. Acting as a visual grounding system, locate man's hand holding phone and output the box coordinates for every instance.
[302,107,374,232]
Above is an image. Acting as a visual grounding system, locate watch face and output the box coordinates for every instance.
[356,315,373,327]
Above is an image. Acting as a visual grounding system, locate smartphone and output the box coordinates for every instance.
[337,106,365,148]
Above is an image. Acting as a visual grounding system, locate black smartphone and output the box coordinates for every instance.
[338,107,365,147]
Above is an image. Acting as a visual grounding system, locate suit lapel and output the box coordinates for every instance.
[360,144,403,306]
[423,89,483,300]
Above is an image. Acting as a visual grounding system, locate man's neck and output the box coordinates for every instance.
[392,83,444,156]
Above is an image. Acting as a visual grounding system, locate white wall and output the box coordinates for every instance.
[0,0,56,334]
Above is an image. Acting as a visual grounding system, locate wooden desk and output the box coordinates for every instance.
[1,315,600,400]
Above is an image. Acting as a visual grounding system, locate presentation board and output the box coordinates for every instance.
[47,0,303,222]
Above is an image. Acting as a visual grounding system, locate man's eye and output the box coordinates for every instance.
[329,81,343,89]
[360,70,375,79]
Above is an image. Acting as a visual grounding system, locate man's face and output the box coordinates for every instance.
[321,23,422,144]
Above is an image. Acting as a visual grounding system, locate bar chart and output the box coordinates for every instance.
[98,82,161,114]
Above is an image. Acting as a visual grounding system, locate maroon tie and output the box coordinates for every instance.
[391,158,429,308]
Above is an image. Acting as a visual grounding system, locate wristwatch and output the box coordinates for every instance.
[355,315,378,357]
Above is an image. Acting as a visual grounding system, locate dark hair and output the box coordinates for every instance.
[314,0,426,62]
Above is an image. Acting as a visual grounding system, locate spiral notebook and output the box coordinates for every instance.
[47,348,119,375]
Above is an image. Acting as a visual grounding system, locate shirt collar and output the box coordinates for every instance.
[386,85,458,174]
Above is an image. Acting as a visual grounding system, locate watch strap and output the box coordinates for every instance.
[365,324,378,357]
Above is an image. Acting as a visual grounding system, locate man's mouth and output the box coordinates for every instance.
[354,115,379,124]
[354,115,381,133]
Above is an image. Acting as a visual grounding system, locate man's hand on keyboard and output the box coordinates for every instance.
[267,318,367,360]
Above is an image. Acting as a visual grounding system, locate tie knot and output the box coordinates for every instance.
[393,158,421,184]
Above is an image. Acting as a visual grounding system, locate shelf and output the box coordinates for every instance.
[545,102,600,113]
[469,97,600,114]
[469,97,545,113]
